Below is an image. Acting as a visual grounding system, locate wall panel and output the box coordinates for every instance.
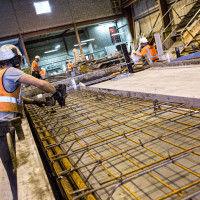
[0,0,117,38]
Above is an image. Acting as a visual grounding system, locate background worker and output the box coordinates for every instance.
[114,49,120,57]
[40,68,47,80]
[69,61,73,69]
[66,60,72,76]
[31,55,41,78]
[132,37,159,63]
[0,44,63,200]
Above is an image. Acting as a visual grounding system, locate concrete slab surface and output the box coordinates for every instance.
[91,65,200,98]
[89,65,200,108]
[0,118,55,200]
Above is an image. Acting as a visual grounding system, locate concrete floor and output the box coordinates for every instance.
[89,65,200,108]
[0,118,55,200]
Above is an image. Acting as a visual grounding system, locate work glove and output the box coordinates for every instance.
[33,99,46,107]
[132,51,137,54]
[53,90,66,107]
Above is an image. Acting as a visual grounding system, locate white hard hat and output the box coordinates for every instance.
[140,37,148,44]
[35,55,40,60]
[0,44,22,61]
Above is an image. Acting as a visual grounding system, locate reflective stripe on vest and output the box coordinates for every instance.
[144,47,158,59]
[0,96,18,103]
[0,68,23,113]
[67,64,72,71]
[40,71,46,76]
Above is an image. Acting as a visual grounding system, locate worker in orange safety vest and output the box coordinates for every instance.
[40,68,47,80]
[31,55,41,78]
[66,60,70,71]
[132,37,159,63]
[114,49,120,57]
[69,61,73,69]
[66,60,73,76]
[0,44,58,200]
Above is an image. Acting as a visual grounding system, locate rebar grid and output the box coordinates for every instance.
[26,90,200,200]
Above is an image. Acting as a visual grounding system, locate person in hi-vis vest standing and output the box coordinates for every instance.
[31,55,41,78]
[66,60,72,76]
[0,44,64,200]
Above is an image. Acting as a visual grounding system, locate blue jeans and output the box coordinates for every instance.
[0,125,17,200]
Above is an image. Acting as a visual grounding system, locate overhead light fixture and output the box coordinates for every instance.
[44,49,58,54]
[55,44,61,49]
[44,44,61,54]
[98,23,115,28]
[81,38,95,43]
[34,1,51,15]
[74,43,87,47]
[73,39,95,47]
[111,32,124,36]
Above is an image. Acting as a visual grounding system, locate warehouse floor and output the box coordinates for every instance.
[0,118,55,200]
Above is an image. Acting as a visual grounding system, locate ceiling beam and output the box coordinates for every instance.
[23,24,74,39]
[62,29,70,36]
[0,14,125,42]
[76,14,124,27]
[122,0,137,8]
[157,0,170,29]
[24,30,84,45]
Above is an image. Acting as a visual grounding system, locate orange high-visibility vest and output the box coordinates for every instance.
[67,64,72,71]
[0,68,23,113]
[31,60,39,72]
[40,70,47,78]
[140,45,159,62]
[114,51,119,56]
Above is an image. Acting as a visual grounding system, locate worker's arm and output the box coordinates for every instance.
[19,74,56,94]
[132,51,142,57]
